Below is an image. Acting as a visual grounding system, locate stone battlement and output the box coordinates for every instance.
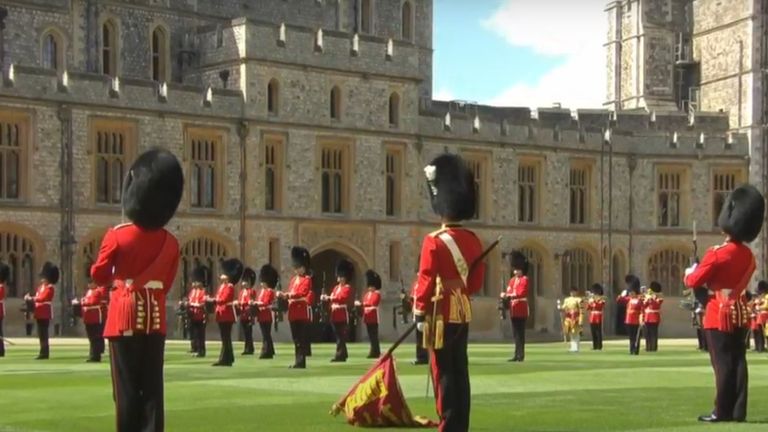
[419,99,746,156]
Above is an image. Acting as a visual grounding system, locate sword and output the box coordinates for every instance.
[0,336,16,346]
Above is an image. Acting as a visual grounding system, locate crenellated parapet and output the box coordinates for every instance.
[418,98,747,157]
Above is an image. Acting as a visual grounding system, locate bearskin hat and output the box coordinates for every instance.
[757,280,768,294]
[40,262,60,285]
[649,281,662,293]
[259,264,279,288]
[508,251,529,275]
[220,258,244,284]
[718,184,765,243]
[122,148,184,230]
[291,246,310,269]
[191,266,209,285]
[424,154,476,221]
[241,267,256,287]
[0,262,9,284]
[625,274,640,293]
[365,270,382,290]
[590,283,604,296]
[336,259,354,280]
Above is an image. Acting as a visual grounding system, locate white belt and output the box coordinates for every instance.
[82,306,101,310]
[38,302,52,305]
[223,301,237,306]
[331,304,347,310]
[590,311,603,315]
[364,306,378,310]
[511,298,527,302]
[645,309,660,313]
[289,298,307,303]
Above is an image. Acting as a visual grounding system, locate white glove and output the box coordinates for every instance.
[354,300,361,306]
[685,263,698,277]
[416,322,425,332]
[621,290,628,296]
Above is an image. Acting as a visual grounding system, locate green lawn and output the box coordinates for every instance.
[0,339,767,431]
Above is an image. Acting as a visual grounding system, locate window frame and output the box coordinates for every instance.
[560,248,594,297]
[401,0,414,42]
[647,248,689,297]
[384,143,405,218]
[89,118,137,207]
[388,92,400,128]
[517,157,542,224]
[185,126,226,212]
[0,110,30,202]
[711,166,744,228]
[262,132,285,213]
[267,79,280,116]
[568,160,592,226]
[359,0,374,35]
[655,164,690,229]
[40,29,65,73]
[150,24,170,82]
[179,236,230,296]
[101,18,119,77]
[330,85,342,121]
[318,137,353,216]
[462,151,491,222]
[0,230,37,298]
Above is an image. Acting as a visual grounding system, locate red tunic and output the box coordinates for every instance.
[0,283,5,320]
[255,288,275,323]
[362,290,381,325]
[749,300,760,330]
[33,283,55,320]
[81,287,108,325]
[287,275,312,322]
[187,288,207,322]
[237,288,256,323]
[506,276,529,319]
[329,283,352,324]
[414,226,485,324]
[92,223,180,338]
[684,241,756,330]
[586,296,606,324]
[215,283,236,323]
[757,296,768,325]
[643,295,664,324]
[617,295,644,325]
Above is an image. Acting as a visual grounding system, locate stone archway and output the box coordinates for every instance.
[309,243,369,343]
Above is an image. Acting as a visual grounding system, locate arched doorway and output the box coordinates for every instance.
[310,248,365,343]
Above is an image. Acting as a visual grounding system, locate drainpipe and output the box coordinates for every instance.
[57,105,75,335]
[238,121,249,261]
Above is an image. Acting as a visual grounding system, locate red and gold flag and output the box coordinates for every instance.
[330,354,436,428]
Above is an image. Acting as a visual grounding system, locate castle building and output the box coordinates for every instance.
[0,0,748,340]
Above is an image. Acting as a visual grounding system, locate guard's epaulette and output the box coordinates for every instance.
[428,227,448,238]
[113,222,132,230]
[711,242,728,251]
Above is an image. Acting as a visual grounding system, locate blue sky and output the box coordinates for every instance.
[432,0,607,109]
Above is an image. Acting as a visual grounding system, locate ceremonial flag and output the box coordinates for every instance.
[330,353,436,428]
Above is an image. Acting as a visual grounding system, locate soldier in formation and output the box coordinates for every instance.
[278,247,313,369]
[25,262,58,360]
[323,260,353,363]
[80,271,108,362]
[586,283,605,350]
[0,262,7,357]
[617,275,644,355]
[186,266,209,358]
[237,267,257,356]
[684,184,764,423]
[558,287,584,353]
[358,270,382,358]
[503,251,529,362]
[255,265,278,359]
[750,281,768,352]
[210,259,243,367]
[643,281,664,352]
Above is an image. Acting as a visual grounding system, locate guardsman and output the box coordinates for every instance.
[210,259,243,367]
[278,247,312,369]
[255,265,278,359]
[238,267,257,356]
[684,184,764,423]
[24,262,58,360]
[0,262,8,357]
[187,266,209,358]
[558,287,584,352]
[644,281,664,352]
[586,283,606,350]
[617,275,644,355]
[753,281,768,352]
[357,270,382,359]
[81,272,108,362]
[323,260,353,362]
[503,251,529,362]
[413,154,485,432]
[91,148,183,432]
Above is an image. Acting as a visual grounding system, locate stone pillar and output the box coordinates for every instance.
[57,105,75,335]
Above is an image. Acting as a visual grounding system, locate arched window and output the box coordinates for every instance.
[180,237,230,296]
[151,26,169,82]
[41,31,64,72]
[102,20,118,76]
[360,0,373,34]
[648,248,689,296]
[0,112,29,200]
[520,247,542,328]
[388,92,400,127]
[561,248,594,296]
[330,86,342,120]
[401,1,413,41]
[0,231,36,297]
[267,79,279,115]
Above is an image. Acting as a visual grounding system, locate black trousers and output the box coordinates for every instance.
[332,322,348,360]
[109,334,165,432]
[415,328,429,363]
[240,321,254,354]
[85,323,105,360]
[0,318,4,357]
[753,325,765,352]
[366,323,380,357]
[289,320,309,367]
[626,324,640,355]
[705,329,749,421]
[258,321,274,357]
[36,319,50,358]
[189,320,206,356]
[697,328,708,351]
[217,322,234,365]
[645,323,659,352]
[430,323,470,432]
[510,317,526,361]
[590,323,603,350]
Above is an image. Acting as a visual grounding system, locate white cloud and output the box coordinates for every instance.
[433,87,456,101]
[481,0,607,109]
